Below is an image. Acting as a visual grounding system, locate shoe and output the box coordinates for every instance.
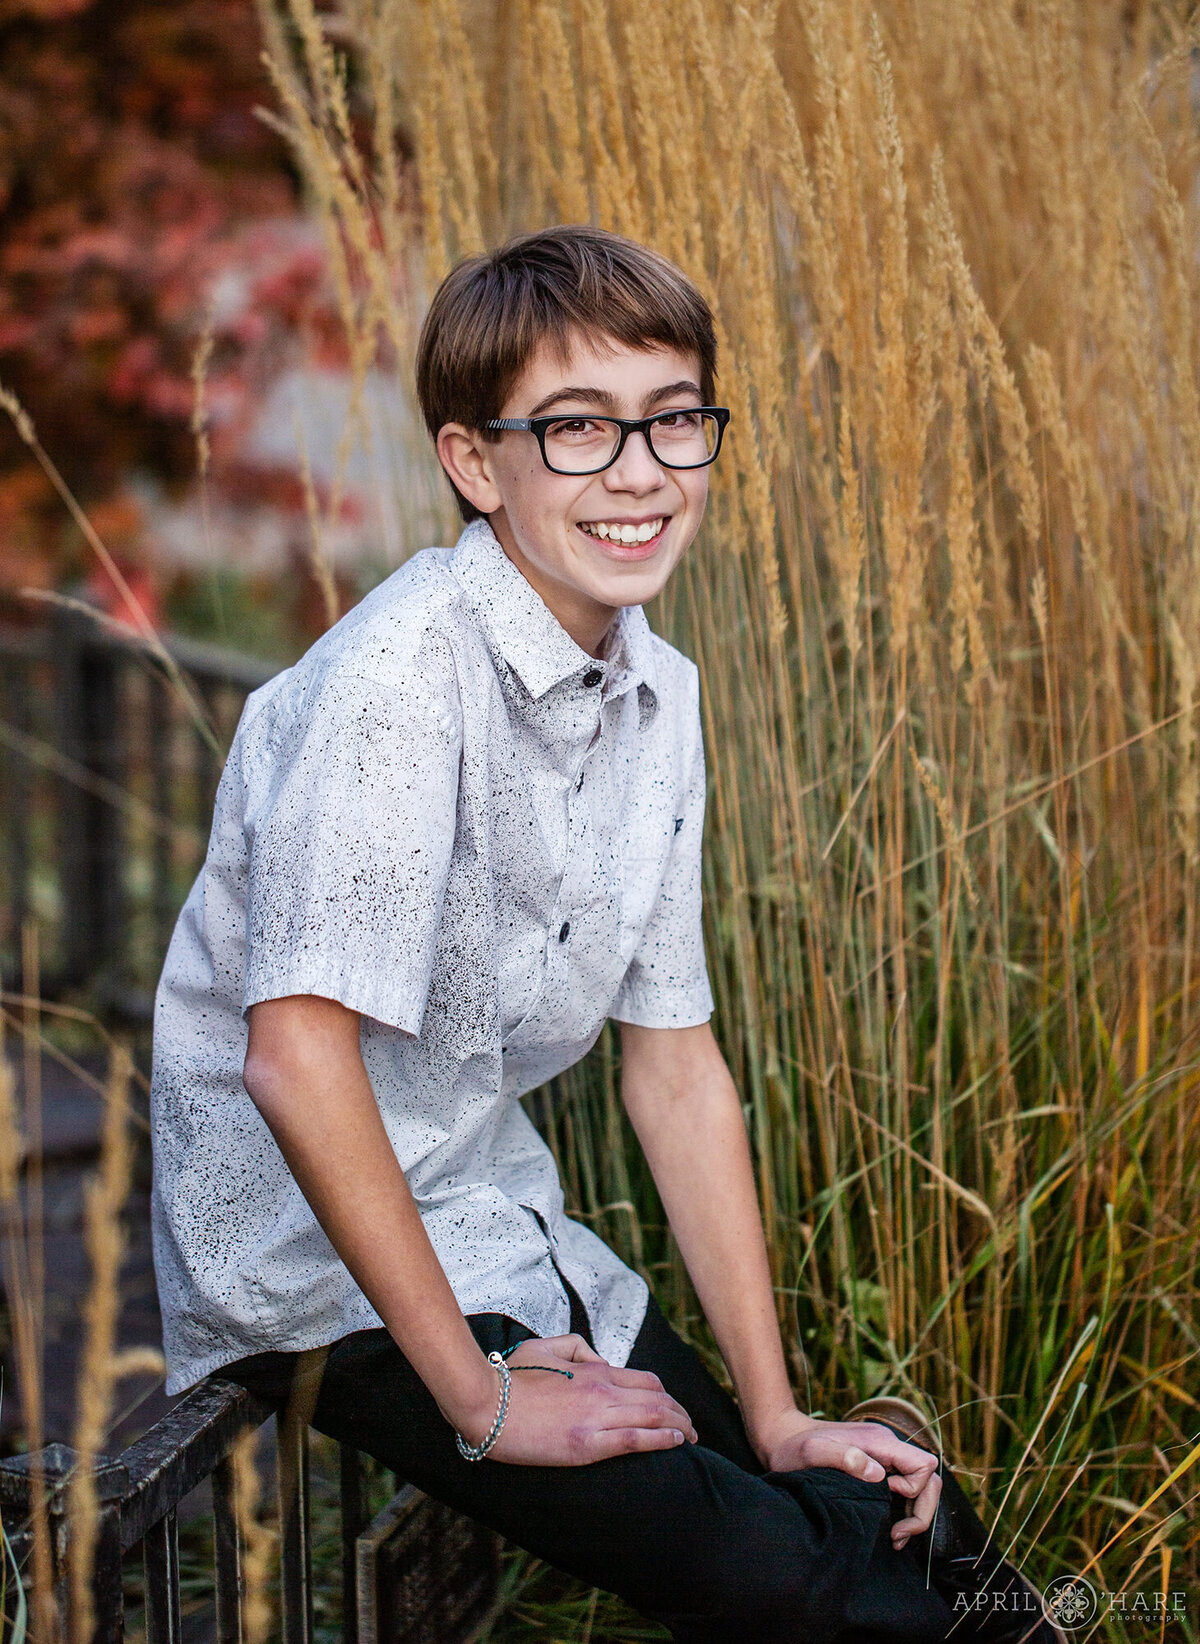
[844,1396,941,1456]
[844,1397,1066,1643]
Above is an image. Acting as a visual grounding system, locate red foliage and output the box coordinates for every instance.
[0,0,351,610]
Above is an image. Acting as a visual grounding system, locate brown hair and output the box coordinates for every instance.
[416,224,719,523]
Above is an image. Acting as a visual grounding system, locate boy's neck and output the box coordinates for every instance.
[489,513,620,660]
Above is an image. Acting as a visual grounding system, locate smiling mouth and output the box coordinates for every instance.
[576,516,667,547]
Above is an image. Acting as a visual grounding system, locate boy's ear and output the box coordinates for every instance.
[436,424,504,518]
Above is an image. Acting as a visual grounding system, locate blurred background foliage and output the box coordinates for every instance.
[0,0,391,653]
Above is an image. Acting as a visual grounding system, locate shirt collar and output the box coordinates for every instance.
[448,518,659,714]
[603,603,660,718]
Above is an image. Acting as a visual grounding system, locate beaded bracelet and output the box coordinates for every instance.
[455,1352,511,1461]
[453,1351,576,1462]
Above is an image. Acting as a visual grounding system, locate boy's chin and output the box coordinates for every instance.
[585,561,677,607]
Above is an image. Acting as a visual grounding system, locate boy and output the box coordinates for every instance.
[150,225,1057,1642]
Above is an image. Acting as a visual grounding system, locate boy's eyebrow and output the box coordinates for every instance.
[641,379,706,411]
[642,379,704,408]
[523,379,703,417]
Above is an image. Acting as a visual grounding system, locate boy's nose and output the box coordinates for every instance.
[605,430,668,492]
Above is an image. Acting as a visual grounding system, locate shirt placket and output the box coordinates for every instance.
[552,667,607,958]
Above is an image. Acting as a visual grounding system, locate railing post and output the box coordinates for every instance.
[0,1442,129,1644]
[339,1445,369,1644]
[0,1443,68,1640]
[142,1507,181,1644]
[276,1405,313,1644]
[211,1452,246,1644]
[91,1483,127,1644]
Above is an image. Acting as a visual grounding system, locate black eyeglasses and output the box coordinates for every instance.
[484,406,731,475]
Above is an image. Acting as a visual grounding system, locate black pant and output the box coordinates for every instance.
[226,1292,959,1643]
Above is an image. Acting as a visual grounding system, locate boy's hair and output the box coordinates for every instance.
[416,224,719,523]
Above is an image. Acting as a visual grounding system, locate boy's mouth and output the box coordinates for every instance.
[575,515,668,554]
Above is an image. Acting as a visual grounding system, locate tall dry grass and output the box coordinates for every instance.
[253,0,1200,1619]
[0,961,170,1641]
[0,942,55,1643]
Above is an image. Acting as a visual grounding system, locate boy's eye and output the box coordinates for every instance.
[652,409,702,429]
[546,417,606,438]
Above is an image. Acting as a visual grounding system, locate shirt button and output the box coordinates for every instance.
[582,668,603,688]
[558,921,570,942]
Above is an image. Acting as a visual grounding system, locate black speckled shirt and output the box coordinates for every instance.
[149,517,714,1394]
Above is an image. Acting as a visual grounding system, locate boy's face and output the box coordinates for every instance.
[436,333,712,655]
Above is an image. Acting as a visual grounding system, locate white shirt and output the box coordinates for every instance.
[150,517,714,1394]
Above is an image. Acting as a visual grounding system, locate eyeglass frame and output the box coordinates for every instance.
[482,405,731,475]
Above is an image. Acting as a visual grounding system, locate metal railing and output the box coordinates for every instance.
[0,1376,501,1643]
[0,607,277,1015]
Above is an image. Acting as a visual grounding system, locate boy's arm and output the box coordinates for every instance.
[242,993,699,1464]
[619,1020,940,1547]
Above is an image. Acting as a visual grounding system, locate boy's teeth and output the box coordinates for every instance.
[580,519,663,544]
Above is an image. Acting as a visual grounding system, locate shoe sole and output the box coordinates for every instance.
[842,1397,1067,1642]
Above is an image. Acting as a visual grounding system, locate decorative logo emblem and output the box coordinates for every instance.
[1043,1575,1099,1630]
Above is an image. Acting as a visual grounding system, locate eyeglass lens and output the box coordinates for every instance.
[543,411,721,473]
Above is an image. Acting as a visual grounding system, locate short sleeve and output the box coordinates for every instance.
[608,692,714,1029]
[240,651,462,1035]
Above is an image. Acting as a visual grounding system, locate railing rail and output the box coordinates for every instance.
[0,1376,500,1643]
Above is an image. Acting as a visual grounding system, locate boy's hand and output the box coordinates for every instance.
[751,1408,942,1549]
[474,1333,700,1466]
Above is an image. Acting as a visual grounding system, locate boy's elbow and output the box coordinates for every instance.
[242,1048,284,1115]
[242,993,363,1116]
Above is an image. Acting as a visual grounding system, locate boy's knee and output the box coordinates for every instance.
[678,1473,939,1638]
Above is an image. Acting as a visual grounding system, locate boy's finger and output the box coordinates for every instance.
[516,1333,606,1364]
[891,1472,942,1545]
[886,1467,935,1496]
[607,1365,669,1392]
[606,1394,697,1443]
[851,1426,941,1484]
[589,1426,689,1463]
[799,1436,888,1480]
[841,1444,887,1481]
